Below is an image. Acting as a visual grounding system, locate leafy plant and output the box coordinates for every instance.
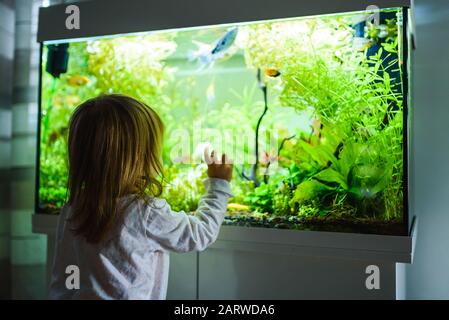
[290,140,394,218]
[244,183,274,214]
[162,164,206,212]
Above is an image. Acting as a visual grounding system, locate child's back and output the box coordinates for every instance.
[49,94,233,300]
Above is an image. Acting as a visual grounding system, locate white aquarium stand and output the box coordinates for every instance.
[32,214,417,300]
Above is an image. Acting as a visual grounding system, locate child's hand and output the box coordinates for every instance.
[204,149,233,182]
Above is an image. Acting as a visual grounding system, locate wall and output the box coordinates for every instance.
[1,0,56,300]
[0,0,89,300]
[0,0,15,299]
[10,0,47,299]
[407,0,449,299]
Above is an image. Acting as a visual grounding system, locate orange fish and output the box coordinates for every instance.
[264,68,281,78]
[227,203,250,211]
[68,75,90,87]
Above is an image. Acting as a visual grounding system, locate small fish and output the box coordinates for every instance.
[189,27,238,69]
[211,27,238,55]
[227,203,251,211]
[353,37,373,51]
[67,75,90,87]
[264,68,281,78]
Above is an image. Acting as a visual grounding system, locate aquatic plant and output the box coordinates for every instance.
[163,165,206,212]
[87,34,177,105]
[39,37,178,211]
[239,14,404,221]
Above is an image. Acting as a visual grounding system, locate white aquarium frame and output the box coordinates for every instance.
[34,0,416,299]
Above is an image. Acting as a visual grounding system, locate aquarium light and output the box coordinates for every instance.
[41,7,403,45]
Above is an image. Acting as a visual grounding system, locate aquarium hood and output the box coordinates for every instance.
[37,0,412,43]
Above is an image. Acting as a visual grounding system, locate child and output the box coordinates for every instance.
[49,94,233,300]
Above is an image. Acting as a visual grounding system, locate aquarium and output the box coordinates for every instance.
[37,7,410,236]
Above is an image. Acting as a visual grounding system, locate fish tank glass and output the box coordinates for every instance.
[37,7,410,236]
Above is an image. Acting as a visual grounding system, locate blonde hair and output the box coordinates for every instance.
[67,94,164,243]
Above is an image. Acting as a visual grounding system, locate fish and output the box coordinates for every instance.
[264,68,281,78]
[353,37,374,51]
[211,27,238,55]
[227,203,251,211]
[67,75,90,87]
[189,27,238,69]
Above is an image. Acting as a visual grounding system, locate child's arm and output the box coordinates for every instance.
[143,151,233,252]
[143,177,233,252]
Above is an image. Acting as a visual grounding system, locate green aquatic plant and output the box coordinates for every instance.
[240,15,403,221]
[244,183,273,214]
[39,37,178,210]
[87,35,177,102]
[366,18,398,43]
[272,182,295,216]
[290,139,394,218]
[40,42,100,211]
[163,165,206,212]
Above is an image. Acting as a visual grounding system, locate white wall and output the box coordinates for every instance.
[407,0,449,299]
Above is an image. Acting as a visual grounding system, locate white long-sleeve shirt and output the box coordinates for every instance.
[49,178,233,300]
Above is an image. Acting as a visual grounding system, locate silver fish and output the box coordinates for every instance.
[190,27,238,69]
